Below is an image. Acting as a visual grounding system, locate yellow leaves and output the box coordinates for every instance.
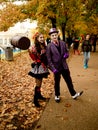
[55,114,69,121]
[0,3,26,31]
[74,21,88,34]
[64,103,71,108]
[87,14,98,34]
[61,116,69,121]
[0,52,54,129]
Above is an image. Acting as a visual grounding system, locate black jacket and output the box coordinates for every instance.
[82,40,92,52]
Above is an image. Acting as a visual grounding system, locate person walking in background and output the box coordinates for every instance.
[79,34,85,54]
[28,33,50,107]
[72,36,80,55]
[90,34,97,52]
[46,37,51,45]
[46,28,83,103]
[66,34,73,49]
[82,34,92,69]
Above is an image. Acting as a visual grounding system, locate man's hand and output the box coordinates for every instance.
[63,53,69,59]
[53,69,58,74]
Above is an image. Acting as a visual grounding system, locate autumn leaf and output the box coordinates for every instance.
[0,52,54,129]
[64,103,71,108]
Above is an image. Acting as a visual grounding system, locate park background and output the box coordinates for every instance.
[0,0,98,129]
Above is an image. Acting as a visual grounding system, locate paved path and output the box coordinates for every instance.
[34,49,98,130]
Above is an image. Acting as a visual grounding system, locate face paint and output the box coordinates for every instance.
[50,33,59,43]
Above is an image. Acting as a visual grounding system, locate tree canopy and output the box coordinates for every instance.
[0,0,98,39]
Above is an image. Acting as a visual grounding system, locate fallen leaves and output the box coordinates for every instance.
[64,103,71,108]
[0,52,54,130]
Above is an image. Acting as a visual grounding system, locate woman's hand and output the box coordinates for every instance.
[41,49,46,55]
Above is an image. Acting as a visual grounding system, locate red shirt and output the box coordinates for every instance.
[29,46,41,63]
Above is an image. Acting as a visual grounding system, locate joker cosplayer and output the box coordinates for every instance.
[46,28,83,102]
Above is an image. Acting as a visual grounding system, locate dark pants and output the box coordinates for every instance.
[54,69,76,96]
[92,45,96,52]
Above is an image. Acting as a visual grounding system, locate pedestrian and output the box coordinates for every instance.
[66,34,73,49]
[72,36,80,55]
[82,34,92,69]
[46,28,83,103]
[90,34,97,52]
[28,33,50,107]
[46,37,51,45]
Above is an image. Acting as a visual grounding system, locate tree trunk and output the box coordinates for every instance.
[49,17,56,28]
[51,18,56,28]
[61,23,66,41]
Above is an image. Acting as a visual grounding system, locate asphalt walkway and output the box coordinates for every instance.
[34,48,98,130]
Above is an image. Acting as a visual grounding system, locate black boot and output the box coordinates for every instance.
[34,87,40,107]
[36,86,46,101]
[34,95,40,107]
[38,93,46,101]
[34,86,46,102]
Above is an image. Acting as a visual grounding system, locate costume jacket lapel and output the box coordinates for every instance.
[51,42,61,57]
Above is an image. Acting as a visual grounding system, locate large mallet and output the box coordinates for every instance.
[11,35,30,50]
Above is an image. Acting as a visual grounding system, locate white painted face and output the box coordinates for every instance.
[50,33,59,43]
[38,34,44,43]
[86,34,90,40]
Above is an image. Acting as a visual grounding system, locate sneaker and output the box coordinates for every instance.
[55,96,60,103]
[72,91,83,99]
[84,65,87,69]
[86,64,88,68]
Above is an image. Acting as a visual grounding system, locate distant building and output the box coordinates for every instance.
[0,32,28,48]
[0,20,37,48]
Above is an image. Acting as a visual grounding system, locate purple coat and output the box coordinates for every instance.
[46,40,69,72]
